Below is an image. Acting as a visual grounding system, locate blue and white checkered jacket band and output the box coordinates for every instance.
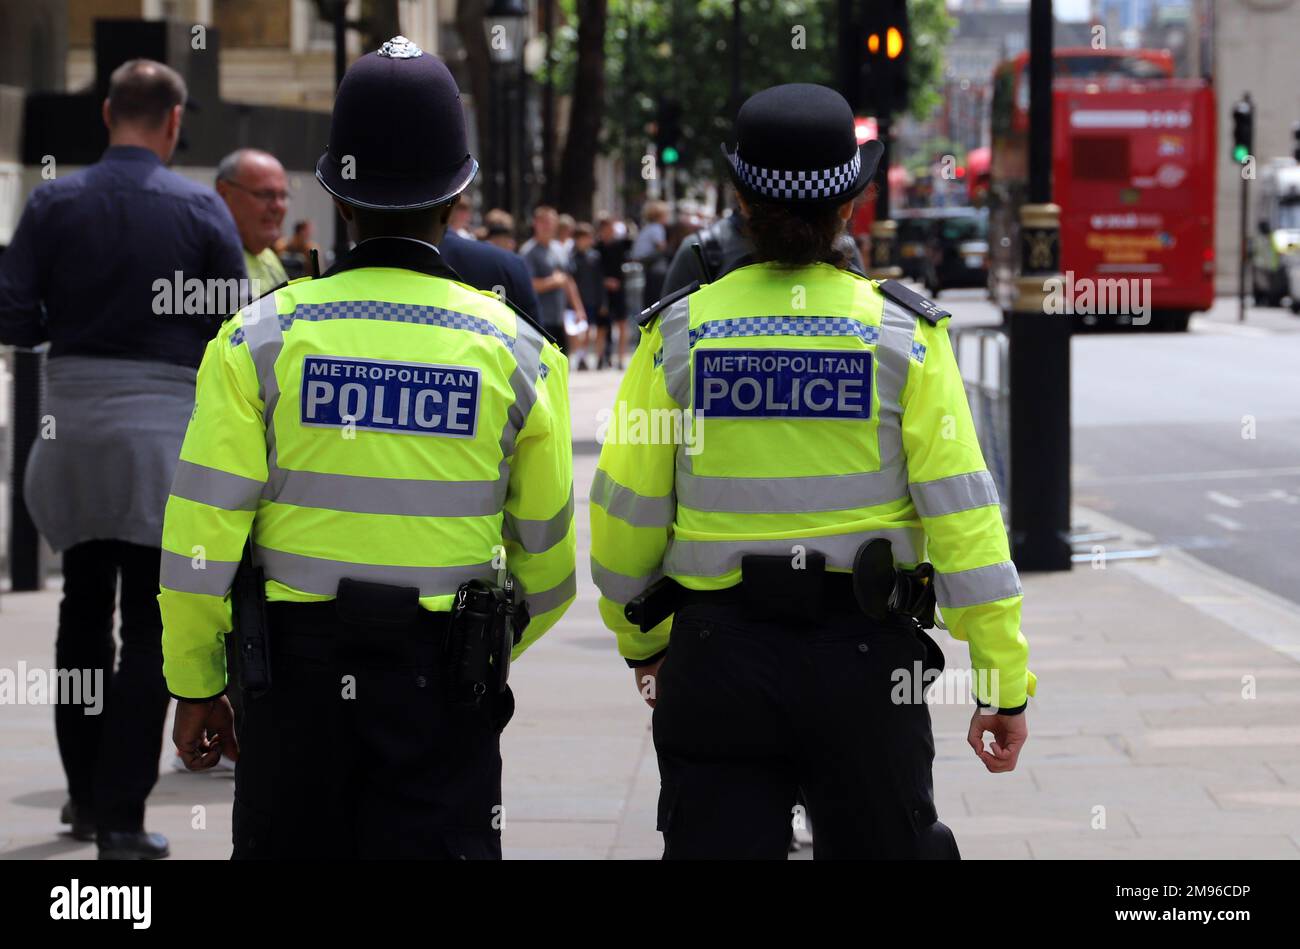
[734,150,861,201]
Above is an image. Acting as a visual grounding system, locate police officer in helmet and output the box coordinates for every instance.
[161,37,575,859]
[591,83,1033,859]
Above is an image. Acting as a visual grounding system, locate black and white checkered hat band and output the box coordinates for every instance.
[734,150,861,200]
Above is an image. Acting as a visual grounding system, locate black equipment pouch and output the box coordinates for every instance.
[231,541,272,697]
[625,576,687,633]
[446,579,520,708]
[740,552,826,623]
[334,577,422,658]
[852,538,938,629]
[851,538,897,622]
[336,577,421,626]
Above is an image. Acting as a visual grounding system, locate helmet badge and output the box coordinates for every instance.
[378,35,423,59]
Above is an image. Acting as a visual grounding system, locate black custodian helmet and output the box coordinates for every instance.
[721,83,883,207]
[316,36,478,210]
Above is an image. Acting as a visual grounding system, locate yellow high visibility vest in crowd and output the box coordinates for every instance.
[159,238,576,699]
[590,260,1035,709]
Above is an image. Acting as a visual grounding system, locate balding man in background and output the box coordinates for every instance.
[216,148,290,295]
[0,59,245,859]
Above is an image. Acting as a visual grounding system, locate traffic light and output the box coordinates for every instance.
[1293,120,1300,163]
[655,99,682,167]
[858,0,910,118]
[1231,94,1254,165]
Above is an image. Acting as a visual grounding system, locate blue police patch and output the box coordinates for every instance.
[692,348,872,420]
[300,355,480,438]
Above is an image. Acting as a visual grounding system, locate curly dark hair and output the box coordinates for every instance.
[745,195,850,269]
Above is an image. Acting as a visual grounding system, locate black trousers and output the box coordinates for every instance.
[55,541,170,832]
[232,602,513,859]
[652,596,961,860]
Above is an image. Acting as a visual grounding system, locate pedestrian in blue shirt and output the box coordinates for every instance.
[0,58,246,860]
[438,225,542,322]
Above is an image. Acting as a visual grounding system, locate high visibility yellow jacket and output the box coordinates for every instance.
[160,238,575,699]
[590,261,1034,710]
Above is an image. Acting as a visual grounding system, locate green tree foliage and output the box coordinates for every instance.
[905,0,955,122]
[551,0,952,194]
[552,0,834,188]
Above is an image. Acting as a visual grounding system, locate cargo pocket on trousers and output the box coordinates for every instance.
[916,628,946,683]
[909,797,961,860]
[656,767,683,835]
[492,685,516,734]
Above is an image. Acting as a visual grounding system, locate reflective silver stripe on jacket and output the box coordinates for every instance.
[263,467,509,517]
[659,296,693,407]
[499,318,546,462]
[255,546,495,597]
[239,294,287,495]
[874,297,918,473]
[590,469,675,527]
[503,490,574,552]
[675,464,907,514]
[935,560,1022,608]
[910,470,1000,518]
[591,558,662,605]
[160,549,241,596]
[663,528,922,579]
[525,569,578,614]
[170,460,263,511]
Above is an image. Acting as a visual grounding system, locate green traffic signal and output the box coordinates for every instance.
[662,146,680,165]
[1234,144,1250,164]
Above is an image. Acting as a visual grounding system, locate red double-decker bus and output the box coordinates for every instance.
[988,48,1215,331]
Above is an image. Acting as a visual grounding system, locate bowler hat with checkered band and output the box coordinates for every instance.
[316,36,477,211]
[721,83,883,207]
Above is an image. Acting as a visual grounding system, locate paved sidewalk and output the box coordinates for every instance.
[2,368,1298,859]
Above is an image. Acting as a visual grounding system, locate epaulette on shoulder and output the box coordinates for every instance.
[638,280,699,328]
[878,279,950,326]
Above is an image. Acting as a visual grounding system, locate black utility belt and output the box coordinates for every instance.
[262,598,450,672]
[674,570,861,613]
[265,600,449,643]
[238,576,527,710]
[625,540,937,632]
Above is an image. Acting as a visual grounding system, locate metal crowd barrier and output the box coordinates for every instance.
[949,326,1011,527]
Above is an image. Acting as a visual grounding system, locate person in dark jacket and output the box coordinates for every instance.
[0,58,246,860]
[662,202,868,298]
[569,223,607,370]
[438,224,542,323]
[596,216,631,369]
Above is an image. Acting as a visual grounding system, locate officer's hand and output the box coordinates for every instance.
[632,657,665,709]
[173,696,240,770]
[967,709,1027,773]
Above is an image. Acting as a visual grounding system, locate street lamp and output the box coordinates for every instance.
[484,0,528,64]
[483,0,527,213]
